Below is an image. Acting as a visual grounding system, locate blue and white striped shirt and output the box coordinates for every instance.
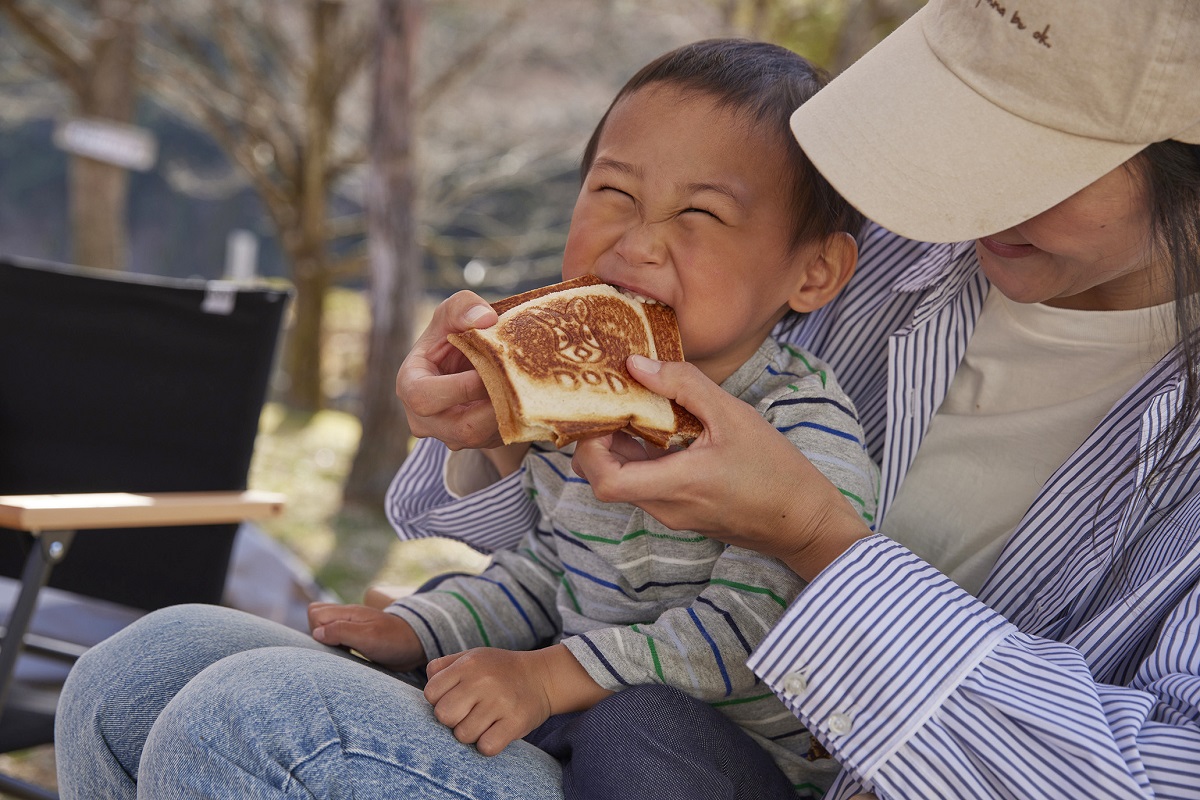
[386,223,1200,799]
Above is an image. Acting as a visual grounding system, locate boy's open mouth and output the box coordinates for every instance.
[614,285,661,305]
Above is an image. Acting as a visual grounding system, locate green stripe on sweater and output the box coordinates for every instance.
[571,528,707,545]
[438,590,490,647]
[630,624,665,682]
[838,488,875,522]
[708,578,787,608]
[560,575,582,614]
[783,344,827,388]
[520,548,563,576]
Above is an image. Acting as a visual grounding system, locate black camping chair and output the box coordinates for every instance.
[0,255,292,799]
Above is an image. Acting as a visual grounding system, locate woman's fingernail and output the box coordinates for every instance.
[464,305,491,325]
[629,354,661,374]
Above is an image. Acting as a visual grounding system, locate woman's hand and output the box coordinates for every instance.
[395,291,503,450]
[572,355,872,582]
[308,602,427,672]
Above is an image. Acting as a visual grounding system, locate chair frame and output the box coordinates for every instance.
[0,491,285,800]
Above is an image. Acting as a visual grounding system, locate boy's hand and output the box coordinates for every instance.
[308,602,427,672]
[423,644,611,756]
[395,290,503,450]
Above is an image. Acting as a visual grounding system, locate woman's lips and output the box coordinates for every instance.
[979,236,1040,259]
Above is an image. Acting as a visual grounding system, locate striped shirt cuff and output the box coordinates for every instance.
[748,534,1015,783]
[385,438,536,553]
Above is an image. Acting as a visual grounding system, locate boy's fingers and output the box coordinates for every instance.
[609,430,650,463]
[425,650,465,680]
[311,619,355,646]
[431,695,472,731]
[475,720,520,757]
[412,290,494,349]
[451,707,497,747]
[307,602,349,633]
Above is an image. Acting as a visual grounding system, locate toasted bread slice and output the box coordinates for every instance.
[449,275,702,448]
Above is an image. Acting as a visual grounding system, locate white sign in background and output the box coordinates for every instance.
[53,117,159,172]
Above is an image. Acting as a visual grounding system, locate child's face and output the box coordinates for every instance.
[562,84,821,384]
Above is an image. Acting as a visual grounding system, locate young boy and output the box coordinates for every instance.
[311,39,875,798]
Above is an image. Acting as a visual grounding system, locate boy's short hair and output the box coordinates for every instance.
[581,38,865,251]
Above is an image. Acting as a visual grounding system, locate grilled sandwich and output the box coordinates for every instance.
[448,275,702,448]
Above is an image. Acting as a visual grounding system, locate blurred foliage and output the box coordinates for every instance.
[248,290,487,602]
[727,0,850,65]
[248,402,488,603]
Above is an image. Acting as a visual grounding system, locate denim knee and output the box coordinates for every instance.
[139,646,566,800]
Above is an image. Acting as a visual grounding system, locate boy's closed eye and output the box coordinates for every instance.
[682,206,722,221]
[597,187,723,222]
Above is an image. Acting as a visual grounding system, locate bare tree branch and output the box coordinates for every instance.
[0,0,86,94]
[416,3,528,114]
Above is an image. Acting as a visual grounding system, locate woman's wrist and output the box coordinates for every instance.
[777,498,873,583]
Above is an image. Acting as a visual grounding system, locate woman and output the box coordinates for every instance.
[57,0,1200,798]
[390,1,1200,798]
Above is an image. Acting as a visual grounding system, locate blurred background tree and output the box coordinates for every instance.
[0,0,146,270]
[0,0,922,608]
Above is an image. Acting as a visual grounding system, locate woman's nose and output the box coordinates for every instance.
[614,221,667,267]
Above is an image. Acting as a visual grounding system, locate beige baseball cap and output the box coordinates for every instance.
[791,0,1200,243]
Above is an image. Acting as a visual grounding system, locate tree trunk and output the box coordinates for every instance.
[280,2,340,412]
[71,0,140,269]
[282,246,330,412]
[342,0,421,511]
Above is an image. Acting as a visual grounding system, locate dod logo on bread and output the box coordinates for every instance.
[448,275,702,448]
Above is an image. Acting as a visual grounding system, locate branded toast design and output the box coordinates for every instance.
[449,275,702,448]
[504,295,643,396]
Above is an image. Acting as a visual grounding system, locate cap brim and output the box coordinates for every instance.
[792,8,1144,243]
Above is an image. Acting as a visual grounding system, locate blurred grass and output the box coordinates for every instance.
[248,401,489,604]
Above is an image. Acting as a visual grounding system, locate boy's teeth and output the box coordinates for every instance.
[617,287,658,304]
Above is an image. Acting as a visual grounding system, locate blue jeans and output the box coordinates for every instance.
[529,686,801,800]
[56,603,800,799]
[55,604,564,799]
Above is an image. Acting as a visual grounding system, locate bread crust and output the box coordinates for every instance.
[449,276,701,448]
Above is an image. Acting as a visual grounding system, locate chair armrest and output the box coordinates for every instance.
[0,490,286,533]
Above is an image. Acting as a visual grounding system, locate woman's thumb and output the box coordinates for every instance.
[626,355,723,424]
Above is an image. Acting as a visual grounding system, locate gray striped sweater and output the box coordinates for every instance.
[388,337,879,790]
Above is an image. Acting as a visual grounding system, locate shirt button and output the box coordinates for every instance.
[782,671,808,695]
[828,713,853,735]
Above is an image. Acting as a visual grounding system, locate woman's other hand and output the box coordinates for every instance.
[395,291,502,450]
[572,355,871,582]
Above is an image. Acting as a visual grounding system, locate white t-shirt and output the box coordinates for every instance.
[879,289,1175,595]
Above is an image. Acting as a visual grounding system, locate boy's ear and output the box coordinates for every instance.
[786,232,857,314]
